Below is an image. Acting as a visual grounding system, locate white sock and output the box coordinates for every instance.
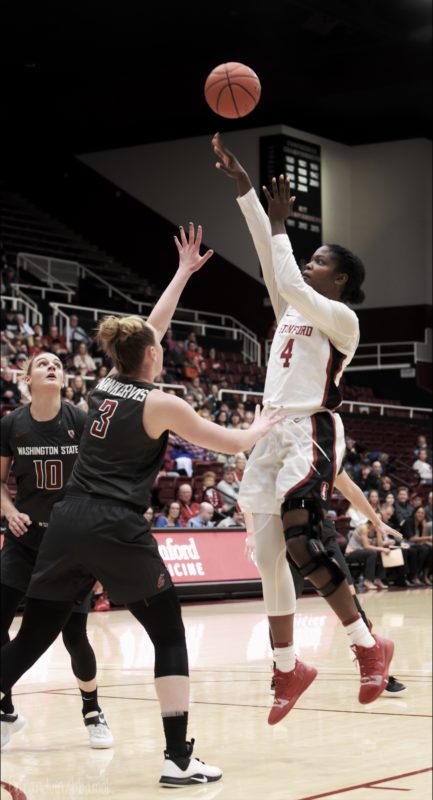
[345,617,375,648]
[274,643,296,673]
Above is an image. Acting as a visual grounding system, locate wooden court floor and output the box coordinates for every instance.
[1,588,431,800]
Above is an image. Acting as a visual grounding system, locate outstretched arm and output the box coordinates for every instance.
[212,133,286,321]
[146,223,213,341]
[262,176,359,353]
[335,470,402,544]
[144,391,283,455]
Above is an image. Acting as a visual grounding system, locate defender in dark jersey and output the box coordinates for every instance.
[1,352,113,749]
[0,225,282,786]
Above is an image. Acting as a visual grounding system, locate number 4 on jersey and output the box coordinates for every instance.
[90,399,119,439]
[280,339,295,368]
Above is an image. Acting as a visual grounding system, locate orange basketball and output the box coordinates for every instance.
[204,62,261,119]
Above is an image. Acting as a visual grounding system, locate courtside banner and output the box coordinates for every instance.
[152,529,261,583]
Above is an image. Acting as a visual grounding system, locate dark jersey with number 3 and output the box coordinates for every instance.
[0,402,87,523]
[67,374,168,509]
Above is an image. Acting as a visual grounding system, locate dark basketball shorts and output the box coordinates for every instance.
[27,495,173,606]
[1,523,92,614]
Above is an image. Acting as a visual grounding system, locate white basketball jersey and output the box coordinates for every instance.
[237,189,359,415]
[264,305,350,413]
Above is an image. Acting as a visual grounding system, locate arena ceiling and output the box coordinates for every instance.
[2,0,432,158]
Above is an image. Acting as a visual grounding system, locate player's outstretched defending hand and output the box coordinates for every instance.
[248,404,284,441]
[262,175,296,223]
[174,223,214,276]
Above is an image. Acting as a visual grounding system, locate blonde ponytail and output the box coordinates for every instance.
[98,315,155,374]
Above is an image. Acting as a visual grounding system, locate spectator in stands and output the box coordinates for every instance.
[43,325,68,354]
[217,465,240,508]
[216,510,245,528]
[215,410,229,427]
[394,487,414,529]
[345,521,389,590]
[185,354,203,381]
[73,342,97,375]
[355,462,371,493]
[177,483,200,527]
[184,331,197,348]
[143,507,155,526]
[202,471,231,518]
[234,453,247,483]
[28,335,45,358]
[68,314,93,353]
[188,376,207,407]
[424,491,432,523]
[185,338,199,360]
[379,475,395,501]
[69,375,88,409]
[366,490,381,515]
[14,314,34,345]
[342,436,366,478]
[414,435,432,464]
[229,411,241,429]
[33,323,44,339]
[155,501,182,528]
[162,327,178,353]
[0,330,17,359]
[402,506,433,585]
[186,502,215,528]
[166,339,185,368]
[412,448,432,484]
[204,347,222,372]
[206,383,220,415]
[62,385,76,405]
[364,460,384,492]
[410,494,424,512]
[0,367,22,407]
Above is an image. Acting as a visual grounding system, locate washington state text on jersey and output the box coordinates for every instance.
[16,445,79,456]
[96,376,150,402]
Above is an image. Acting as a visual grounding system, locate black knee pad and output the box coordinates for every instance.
[128,588,188,678]
[281,497,346,597]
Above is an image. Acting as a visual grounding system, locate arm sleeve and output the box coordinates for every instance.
[271,234,360,356]
[237,189,286,322]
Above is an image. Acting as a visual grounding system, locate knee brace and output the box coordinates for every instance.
[281,497,346,598]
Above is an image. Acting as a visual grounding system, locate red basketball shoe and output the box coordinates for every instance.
[268,660,317,725]
[352,634,394,704]
[94,592,110,612]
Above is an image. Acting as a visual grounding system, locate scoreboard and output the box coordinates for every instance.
[260,133,322,265]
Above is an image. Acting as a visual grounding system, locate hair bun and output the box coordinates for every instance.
[350,288,365,305]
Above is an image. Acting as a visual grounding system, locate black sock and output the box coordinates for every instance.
[1,692,15,716]
[80,688,101,717]
[162,711,189,758]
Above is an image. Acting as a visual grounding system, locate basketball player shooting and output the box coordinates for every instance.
[212,133,395,724]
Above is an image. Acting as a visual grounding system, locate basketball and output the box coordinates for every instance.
[204,62,261,119]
